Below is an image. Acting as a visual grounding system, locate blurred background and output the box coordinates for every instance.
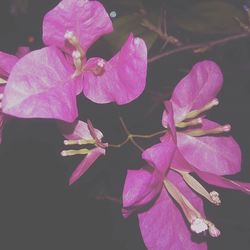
[1,0,250,249]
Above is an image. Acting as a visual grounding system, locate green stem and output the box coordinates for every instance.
[108,117,167,151]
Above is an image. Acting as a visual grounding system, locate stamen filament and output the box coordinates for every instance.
[176,118,202,128]
[64,139,96,145]
[64,31,85,57]
[177,170,221,206]
[61,148,90,156]
[163,179,220,236]
[163,179,201,223]
[0,78,7,84]
[185,99,219,120]
[185,124,231,136]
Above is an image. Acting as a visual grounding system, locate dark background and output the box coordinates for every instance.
[1,0,250,249]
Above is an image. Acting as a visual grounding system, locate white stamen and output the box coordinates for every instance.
[64,30,74,40]
[0,93,3,100]
[61,150,68,156]
[210,191,221,206]
[196,118,203,124]
[211,98,219,106]
[223,124,231,132]
[97,59,105,68]
[72,50,81,59]
[190,218,208,234]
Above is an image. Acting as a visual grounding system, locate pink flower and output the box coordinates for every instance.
[123,61,250,249]
[59,119,108,185]
[162,60,241,175]
[2,0,147,123]
[43,0,147,104]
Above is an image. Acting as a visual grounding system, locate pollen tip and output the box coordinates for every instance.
[97,59,105,68]
[190,218,208,234]
[197,118,203,124]
[61,150,67,156]
[223,124,231,132]
[210,191,221,206]
[64,30,74,40]
[212,98,219,106]
[208,224,221,237]
[64,140,69,145]
[72,50,81,59]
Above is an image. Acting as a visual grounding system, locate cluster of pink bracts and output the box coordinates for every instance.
[0,1,250,249]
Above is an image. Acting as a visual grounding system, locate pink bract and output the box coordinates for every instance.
[59,119,103,141]
[138,171,207,250]
[82,34,147,104]
[43,0,113,54]
[162,61,241,175]
[164,100,250,194]
[176,119,241,175]
[2,47,79,122]
[166,60,223,123]
[122,138,176,217]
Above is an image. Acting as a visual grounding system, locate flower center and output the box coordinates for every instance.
[64,31,105,78]
[174,98,231,137]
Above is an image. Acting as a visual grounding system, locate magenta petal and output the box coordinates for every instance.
[171,61,223,122]
[142,138,176,174]
[69,147,105,185]
[122,168,163,218]
[194,169,250,195]
[173,149,250,195]
[43,0,113,53]
[177,120,241,175]
[58,120,103,140]
[138,171,206,250]
[82,34,147,104]
[2,47,78,122]
[0,51,18,77]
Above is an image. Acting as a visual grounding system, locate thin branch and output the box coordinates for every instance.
[141,18,181,46]
[131,129,167,139]
[119,117,131,136]
[109,137,130,148]
[148,32,250,63]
